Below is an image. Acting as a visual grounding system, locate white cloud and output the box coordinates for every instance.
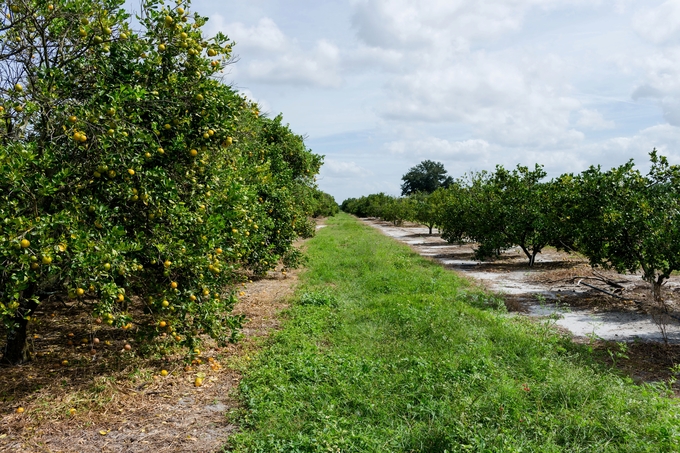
[387,137,491,161]
[633,0,680,44]
[244,39,342,88]
[321,159,373,178]
[350,0,565,50]
[576,109,615,130]
[381,51,584,147]
[222,17,288,53]
[207,16,342,88]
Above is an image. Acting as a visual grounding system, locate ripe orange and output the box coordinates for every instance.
[170,281,178,289]
[124,344,132,351]
[159,321,167,328]
[16,407,24,414]
[161,369,168,376]
[20,238,30,248]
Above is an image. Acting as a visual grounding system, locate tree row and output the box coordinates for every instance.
[342,153,680,306]
[0,0,328,364]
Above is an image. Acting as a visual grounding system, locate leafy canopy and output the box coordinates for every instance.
[400,160,453,196]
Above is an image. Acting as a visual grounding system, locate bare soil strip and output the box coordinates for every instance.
[0,270,297,453]
[362,218,680,388]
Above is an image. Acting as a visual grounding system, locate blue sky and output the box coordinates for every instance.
[183,0,680,202]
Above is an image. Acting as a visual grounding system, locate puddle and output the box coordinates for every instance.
[363,219,680,344]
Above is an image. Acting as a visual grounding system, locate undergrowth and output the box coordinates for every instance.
[226,213,680,452]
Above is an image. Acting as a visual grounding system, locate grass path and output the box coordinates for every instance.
[226,213,680,452]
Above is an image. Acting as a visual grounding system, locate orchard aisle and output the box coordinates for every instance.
[226,213,680,451]
[362,218,680,344]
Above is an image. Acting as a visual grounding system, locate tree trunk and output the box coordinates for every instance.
[652,276,665,305]
[2,286,38,365]
[519,245,534,266]
[428,224,433,235]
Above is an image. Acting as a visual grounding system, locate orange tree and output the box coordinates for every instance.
[567,151,680,304]
[0,0,321,364]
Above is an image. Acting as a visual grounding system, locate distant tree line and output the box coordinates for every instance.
[341,153,680,307]
[311,190,340,218]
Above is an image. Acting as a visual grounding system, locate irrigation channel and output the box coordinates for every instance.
[363,218,680,344]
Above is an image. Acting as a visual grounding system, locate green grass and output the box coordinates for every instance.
[226,213,680,452]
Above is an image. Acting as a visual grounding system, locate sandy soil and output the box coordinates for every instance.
[362,219,680,344]
[0,269,298,453]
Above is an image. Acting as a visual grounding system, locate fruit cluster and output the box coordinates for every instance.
[0,0,321,364]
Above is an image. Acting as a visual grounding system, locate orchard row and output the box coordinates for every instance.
[0,0,331,364]
[342,152,680,304]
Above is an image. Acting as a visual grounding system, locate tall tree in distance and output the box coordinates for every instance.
[401,160,453,195]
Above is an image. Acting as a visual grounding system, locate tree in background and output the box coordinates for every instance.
[310,190,339,218]
[400,160,453,196]
[408,192,438,234]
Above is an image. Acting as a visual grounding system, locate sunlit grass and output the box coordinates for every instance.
[227,213,680,452]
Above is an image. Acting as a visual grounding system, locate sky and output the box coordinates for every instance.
[183,0,680,202]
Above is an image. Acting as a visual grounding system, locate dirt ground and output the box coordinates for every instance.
[0,268,298,453]
[363,218,680,392]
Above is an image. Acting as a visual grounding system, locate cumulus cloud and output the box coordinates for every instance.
[208,16,342,88]
[350,0,566,50]
[321,159,373,178]
[386,137,491,161]
[346,1,595,148]
[633,0,680,44]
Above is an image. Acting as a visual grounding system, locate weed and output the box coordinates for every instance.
[227,213,680,452]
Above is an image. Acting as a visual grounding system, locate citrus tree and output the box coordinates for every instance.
[0,0,321,364]
[568,151,680,303]
[437,165,556,265]
[408,191,438,234]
